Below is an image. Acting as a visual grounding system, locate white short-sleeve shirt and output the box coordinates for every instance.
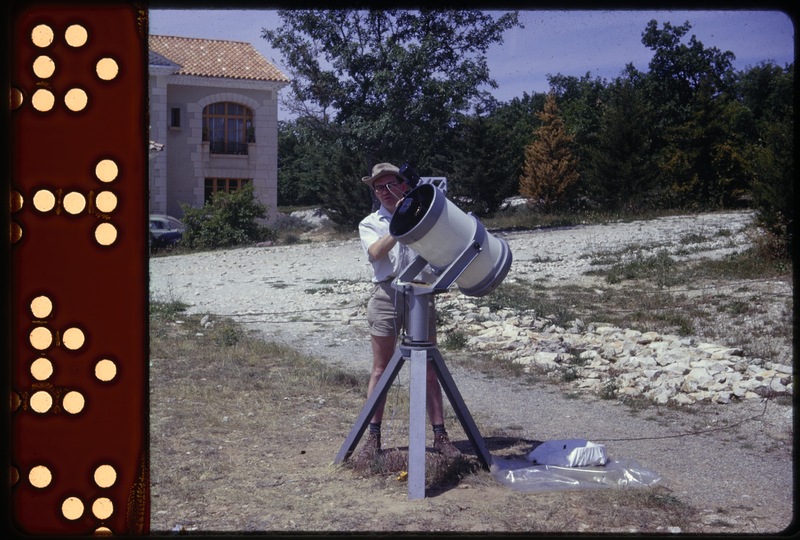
[359,206,419,283]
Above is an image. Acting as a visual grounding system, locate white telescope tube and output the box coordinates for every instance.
[389,184,512,297]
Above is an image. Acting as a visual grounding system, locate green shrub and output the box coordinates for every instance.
[601,249,678,288]
[180,184,276,249]
[149,299,189,319]
[214,322,242,347]
[442,330,468,350]
[600,379,618,400]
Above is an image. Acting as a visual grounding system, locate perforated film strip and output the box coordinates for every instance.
[8,3,149,535]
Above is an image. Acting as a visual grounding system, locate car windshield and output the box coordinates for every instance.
[150,216,183,231]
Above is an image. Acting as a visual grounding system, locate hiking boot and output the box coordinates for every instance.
[356,431,381,460]
[433,432,461,458]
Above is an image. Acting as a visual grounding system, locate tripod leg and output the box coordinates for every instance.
[429,349,493,470]
[334,348,405,464]
[407,348,428,499]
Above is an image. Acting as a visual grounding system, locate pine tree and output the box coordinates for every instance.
[587,76,660,211]
[519,92,580,212]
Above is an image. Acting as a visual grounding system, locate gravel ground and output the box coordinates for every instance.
[149,210,794,533]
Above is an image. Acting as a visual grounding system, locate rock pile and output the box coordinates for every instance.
[289,207,332,229]
[268,273,790,407]
[436,296,793,406]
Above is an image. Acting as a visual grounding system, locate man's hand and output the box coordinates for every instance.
[392,196,406,212]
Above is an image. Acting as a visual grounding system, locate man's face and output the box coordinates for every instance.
[373,175,408,211]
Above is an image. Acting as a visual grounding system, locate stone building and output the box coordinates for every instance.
[148,35,289,220]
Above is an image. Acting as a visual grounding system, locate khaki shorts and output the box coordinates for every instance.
[367,281,436,338]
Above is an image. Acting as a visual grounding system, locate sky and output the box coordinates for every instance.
[148,8,795,118]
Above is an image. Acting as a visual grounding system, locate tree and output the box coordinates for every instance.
[640,19,741,209]
[316,143,374,230]
[748,115,794,256]
[585,74,660,211]
[736,61,794,122]
[658,91,755,209]
[519,93,580,212]
[263,9,521,226]
[276,119,326,207]
[448,108,514,216]
[448,92,544,215]
[737,62,795,256]
[641,19,735,120]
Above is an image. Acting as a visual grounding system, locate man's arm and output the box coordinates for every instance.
[367,233,397,261]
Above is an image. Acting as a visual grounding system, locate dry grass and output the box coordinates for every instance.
[148,302,711,534]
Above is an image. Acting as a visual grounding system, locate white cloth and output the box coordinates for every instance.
[359,206,418,283]
[527,439,608,467]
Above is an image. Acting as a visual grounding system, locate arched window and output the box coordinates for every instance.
[202,102,254,155]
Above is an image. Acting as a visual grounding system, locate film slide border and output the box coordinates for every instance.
[8,2,149,535]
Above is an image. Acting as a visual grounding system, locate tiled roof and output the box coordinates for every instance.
[148,50,179,69]
[149,34,290,83]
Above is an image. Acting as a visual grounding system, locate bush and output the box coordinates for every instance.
[442,330,468,350]
[747,112,793,258]
[180,184,276,250]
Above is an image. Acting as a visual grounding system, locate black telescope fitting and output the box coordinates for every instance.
[399,162,421,188]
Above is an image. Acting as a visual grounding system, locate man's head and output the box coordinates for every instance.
[362,162,410,211]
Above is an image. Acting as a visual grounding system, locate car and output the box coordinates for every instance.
[149,214,184,249]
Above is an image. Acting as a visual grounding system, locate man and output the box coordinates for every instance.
[357,162,460,459]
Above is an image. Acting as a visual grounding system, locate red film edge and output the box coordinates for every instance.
[8,3,149,535]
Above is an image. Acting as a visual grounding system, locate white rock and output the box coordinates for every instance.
[638,331,661,344]
[662,363,690,376]
[686,367,714,388]
[671,393,695,405]
[770,378,788,393]
[645,386,673,404]
[768,362,793,374]
[595,326,618,335]
[533,352,561,369]
[642,369,662,380]
[712,392,732,404]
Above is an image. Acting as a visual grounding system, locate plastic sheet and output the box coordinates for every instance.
[490,456,662,493]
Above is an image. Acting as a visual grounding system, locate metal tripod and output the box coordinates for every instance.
[334,226,494,499]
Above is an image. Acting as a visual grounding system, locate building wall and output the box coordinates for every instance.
[148,70,171,215]
[153,75,285,221]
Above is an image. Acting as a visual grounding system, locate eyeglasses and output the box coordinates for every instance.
[373,181,402,194]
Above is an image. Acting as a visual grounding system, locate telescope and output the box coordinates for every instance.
[390,181,512,297]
